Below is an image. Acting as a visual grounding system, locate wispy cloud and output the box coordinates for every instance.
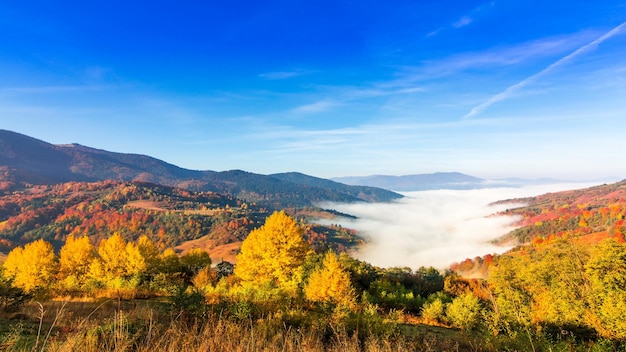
[411,32,595,82]
[291,100,340,113]
[259,69,310,80]
[426,1,495,37]
[464,21,626,118]
[452,16,473,28]
[289,84,425,114]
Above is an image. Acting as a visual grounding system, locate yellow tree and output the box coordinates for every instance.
[304,251,355,308]
[125,240,147,277]
[90,233,146,285]
[58,235,96,290]
[235,211,309,296]
[136,235,161,275]
[585,239,626,339]
[3,239,57,292]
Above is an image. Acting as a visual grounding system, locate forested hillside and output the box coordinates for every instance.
[0,181,362,261]
[452,180,626,276]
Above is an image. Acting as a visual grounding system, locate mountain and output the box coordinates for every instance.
[0,129,402,207]
[332,172,486,191]
[269,172,399,203]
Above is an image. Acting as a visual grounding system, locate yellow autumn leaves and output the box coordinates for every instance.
[2,211,358,309]
[2,233,212,295]
[233,211,356,306]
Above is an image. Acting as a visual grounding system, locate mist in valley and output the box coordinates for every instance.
[320,183,599,269]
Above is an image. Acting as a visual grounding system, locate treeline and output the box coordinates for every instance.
[1,233,214,300]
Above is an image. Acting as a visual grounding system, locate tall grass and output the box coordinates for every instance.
[1,300,472,352]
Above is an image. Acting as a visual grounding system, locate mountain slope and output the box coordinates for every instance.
[0,129,402,207]
[270,172,401,202]
[332,172,486,191]
[0,180,363,257]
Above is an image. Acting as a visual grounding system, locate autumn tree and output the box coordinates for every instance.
[3,239,57,293]
[421,298,446,324]
[58,235,96,291]
[234,211,309,296]
[158,248,182,274]
[446,293,482,331]
[180,248,212,276]
[304,251,355,308]
[89,233,146,287]
[136,235,161,275]
[585,239,626,339]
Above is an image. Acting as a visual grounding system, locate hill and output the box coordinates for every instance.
[0,180,363,261]
[270,172,398,203]
[0,129,402,207]
[332,172,486,191]
[451,179,626,276]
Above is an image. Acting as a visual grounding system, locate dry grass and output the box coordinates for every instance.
[176,237,242,263]
[0,300,480,352]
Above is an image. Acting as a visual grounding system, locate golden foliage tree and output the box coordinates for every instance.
[137,235,161,275]
[3,239,57,292]
[304,251,355,307]
[446,293,482,331]
[90,233,146,285]
[585,239,626,339]
[59,235,96,290]
[234,211,309,296]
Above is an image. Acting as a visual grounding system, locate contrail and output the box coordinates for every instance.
[464,21,626,119]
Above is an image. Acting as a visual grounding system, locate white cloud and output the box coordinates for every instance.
[464,21,626,118]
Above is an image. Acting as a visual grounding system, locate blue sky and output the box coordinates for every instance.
[1,1,625,180]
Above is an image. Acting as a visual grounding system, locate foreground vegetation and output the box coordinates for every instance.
[2,181,626,350]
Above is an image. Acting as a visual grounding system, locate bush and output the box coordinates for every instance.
[445,293,482,331]
[0,273,31,313]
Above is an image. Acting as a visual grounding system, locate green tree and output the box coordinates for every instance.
[234,211,309,296]
[421,298,446,324]
[180,248,212,277]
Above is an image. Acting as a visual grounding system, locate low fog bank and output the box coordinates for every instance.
[319,183,599,269]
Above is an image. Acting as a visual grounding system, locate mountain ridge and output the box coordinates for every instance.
[0,129,401,207]
[332,172,486,191]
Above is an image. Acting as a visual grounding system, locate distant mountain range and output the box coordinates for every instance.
[0,129,401,207]
[332,172,571,192]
